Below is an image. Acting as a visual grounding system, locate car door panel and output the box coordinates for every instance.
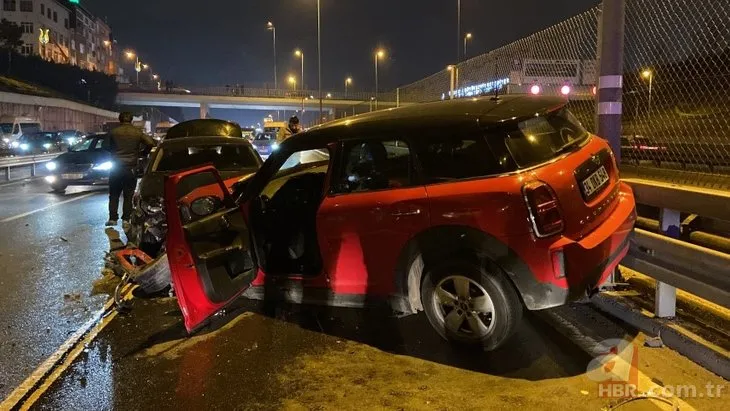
[165,166,257,333]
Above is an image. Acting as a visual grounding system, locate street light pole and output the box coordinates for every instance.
[374,53,379,110]
[295,50,304,91]
[316,0,323,123]
[267,22,277,90]
[457,0,461,61]
[464,33,472,59]
[345,77,352,98]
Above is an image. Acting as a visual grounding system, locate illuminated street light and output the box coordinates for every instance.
[464,33,472,58]
[345,77,352,97]
[288,75,297,90]
[326,93,332,98]
[266,22,277,92]
[125,50,142,84]
[530,84,541,95]
[152,74,159,80]
[374,49,386,110]
[641,69,654,118]
[560,85,571,95]
[142,63,149,70]
[294,49,304,91]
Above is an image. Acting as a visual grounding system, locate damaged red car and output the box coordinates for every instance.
[164,95,636,350]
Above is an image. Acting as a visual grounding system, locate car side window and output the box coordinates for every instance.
[12,124,19,135]
[93,138,105,149]
[415,135,504,183]
[334,139,412,194]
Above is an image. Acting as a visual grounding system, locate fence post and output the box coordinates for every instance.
[396,88,400,108]
[655,208,680,318]
[596,0,625,163]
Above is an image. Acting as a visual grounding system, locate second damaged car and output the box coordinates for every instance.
[129,124,262,257]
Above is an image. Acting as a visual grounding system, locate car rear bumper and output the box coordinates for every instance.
[509,182,636,310]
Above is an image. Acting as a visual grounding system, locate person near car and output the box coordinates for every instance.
[283,115,301,138]
[105,112,155,228]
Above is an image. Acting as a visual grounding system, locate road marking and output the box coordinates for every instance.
[0,178,38,188]
[0,193,95,223]
[0,285,133,411]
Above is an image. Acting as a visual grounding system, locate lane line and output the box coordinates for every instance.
[0,178,39,189]
[0,285,133,410]
[0,193,96,224]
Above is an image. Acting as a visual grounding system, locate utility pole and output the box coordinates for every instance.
[596,0,625,163]
[457,0,461,61]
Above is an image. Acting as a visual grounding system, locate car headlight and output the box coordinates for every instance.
[67,137,76,145]
[190,196,223,217]
[19,143,29,150]
[141,196,164,215]
[10,141,19,148]
[92,161,114,171]
[271,143,279,151]
[46,162,57,171]
[43,143,52,149]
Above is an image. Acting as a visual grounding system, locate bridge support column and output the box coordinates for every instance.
[199,102,210,119]
[596,0,625,163]
[655,208,680,318]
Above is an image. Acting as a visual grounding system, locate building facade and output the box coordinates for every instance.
[0,0,72,64]
[0,0,117,75]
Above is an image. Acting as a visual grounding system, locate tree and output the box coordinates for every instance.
[0,19,24,73]
[0,19,23,50]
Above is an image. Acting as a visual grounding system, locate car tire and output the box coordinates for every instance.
[51,183,67,194]
[421,260,522,351]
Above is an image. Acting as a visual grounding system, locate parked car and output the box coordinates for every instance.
[13,131,64,155]
[164,118,244,140]
[163,95,637,350]
[129,131,262,257]
[43,133,112,193]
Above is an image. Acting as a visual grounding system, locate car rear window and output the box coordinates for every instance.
[155,144,259,172]
[416,134,505,183]
[494,108,589,169]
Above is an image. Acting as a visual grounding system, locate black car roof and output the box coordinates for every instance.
[283,94,567,148]
[158,136,253,149]
[165,119,243,139]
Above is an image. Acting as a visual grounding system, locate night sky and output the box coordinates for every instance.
[84,0,599,124]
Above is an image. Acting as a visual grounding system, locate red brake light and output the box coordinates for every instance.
[523,181,564,238]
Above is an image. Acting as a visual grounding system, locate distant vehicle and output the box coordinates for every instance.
[129,130,262,257]
[57,130,86,146]
[252,121,287,160]
[161,95,636,350]
[1,116,42,150]
[13,131,64,155]
[242,127,255,142]
[620,135,668,165]
[154,121,175,142]
[164,119,243,140]
[43,134,112,193]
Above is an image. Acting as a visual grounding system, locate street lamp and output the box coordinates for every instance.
[345,77,352,97]
[374,49,385,110]
[464,33,472,59]
[288,75,297,90]
[125,50,141,85]
[447,65,457,99]
[326,93,332,98]
[642,69,654,118]
[267,22,277,91]
[294,49,304,91]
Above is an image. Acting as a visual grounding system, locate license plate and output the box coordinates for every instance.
[61,173,84,180]
[581,166,609,198]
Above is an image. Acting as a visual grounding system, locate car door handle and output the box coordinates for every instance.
[391,209,422,217]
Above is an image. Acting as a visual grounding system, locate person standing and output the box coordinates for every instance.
[105,112,155,228]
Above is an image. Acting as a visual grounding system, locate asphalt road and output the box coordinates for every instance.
[0,177,726,410]
[0,178,114,400]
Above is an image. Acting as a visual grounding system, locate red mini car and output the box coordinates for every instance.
[164,95,636,350]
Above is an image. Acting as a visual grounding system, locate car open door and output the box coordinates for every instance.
[164,165,258,333]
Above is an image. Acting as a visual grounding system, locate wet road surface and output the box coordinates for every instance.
[0,178,114,399]
[30,294,728,410]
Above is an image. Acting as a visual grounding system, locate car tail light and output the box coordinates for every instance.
[523,180,564,238]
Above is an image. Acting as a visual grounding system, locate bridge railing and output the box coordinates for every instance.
[119,84,395,103]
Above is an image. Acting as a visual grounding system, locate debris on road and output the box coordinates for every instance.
[644,335,664,348]
[59,236,69,242]
[63,293,82,302]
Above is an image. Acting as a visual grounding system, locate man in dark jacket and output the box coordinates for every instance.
[105,112,155,227]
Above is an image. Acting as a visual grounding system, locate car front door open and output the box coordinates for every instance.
[164,166,258,333]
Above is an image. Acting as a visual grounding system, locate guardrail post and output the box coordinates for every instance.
[655,208,680,318]
[31,162,36,177]
[5,166,9,181]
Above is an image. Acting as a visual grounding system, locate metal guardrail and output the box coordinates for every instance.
[622,179,730,314]
[0,153,57,181]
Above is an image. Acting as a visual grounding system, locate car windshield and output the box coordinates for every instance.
[0,123,12,133]
[21,124,42,135]
[70,138,96,151]
[22,132,56,142]
[499,108,589,168]
[154,143,259,172]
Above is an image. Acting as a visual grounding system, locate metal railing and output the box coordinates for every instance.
[621,179,730,315]
[118,84,396,103]
[0,154,57,181]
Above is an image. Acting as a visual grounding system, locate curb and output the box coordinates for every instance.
[591,294,730,379]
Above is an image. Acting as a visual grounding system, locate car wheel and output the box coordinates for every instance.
[51,183,67,194]
[421,260,522,351]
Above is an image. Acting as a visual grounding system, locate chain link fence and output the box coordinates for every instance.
[622,0,730,176]
[395,0,730,183]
